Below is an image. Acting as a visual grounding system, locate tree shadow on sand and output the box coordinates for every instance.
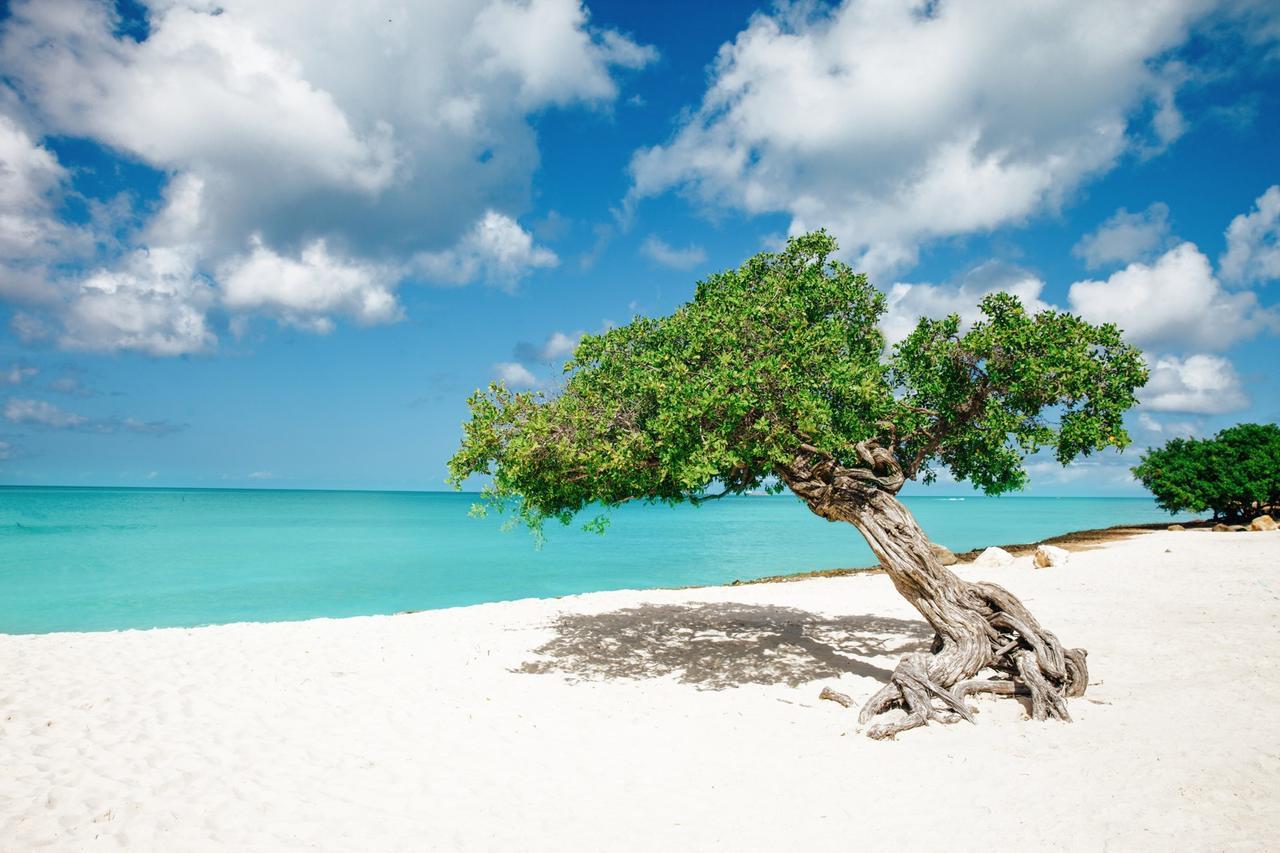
[516,602,932,690]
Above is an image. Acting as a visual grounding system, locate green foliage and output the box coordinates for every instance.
[889,291,1146,493]
[448,231,1148,533]
[1133,423,1280,520]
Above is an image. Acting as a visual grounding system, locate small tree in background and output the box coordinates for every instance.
[1133,423,1280,521]
[450,232,1147,738]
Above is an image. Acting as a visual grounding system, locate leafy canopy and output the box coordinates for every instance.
[449,232,1148,532]
[1133,423,1280,520]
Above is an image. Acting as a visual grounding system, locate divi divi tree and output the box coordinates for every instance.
[449,232,1147,738]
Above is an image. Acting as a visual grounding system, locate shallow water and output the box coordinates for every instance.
[0,487,1178,633]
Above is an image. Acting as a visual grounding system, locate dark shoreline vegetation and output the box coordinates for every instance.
[718,518,1204,587]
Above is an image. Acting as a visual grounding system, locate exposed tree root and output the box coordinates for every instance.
[853,579,1088,740]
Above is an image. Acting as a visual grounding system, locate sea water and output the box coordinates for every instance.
[0,487,1178,634]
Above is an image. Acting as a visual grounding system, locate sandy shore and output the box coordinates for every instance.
[3,529,1278,851]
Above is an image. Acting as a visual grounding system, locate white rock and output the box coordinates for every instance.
[1033,544,1070,569]
[973,546,1014,567]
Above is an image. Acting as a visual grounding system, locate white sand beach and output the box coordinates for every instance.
[3,528,1278,851]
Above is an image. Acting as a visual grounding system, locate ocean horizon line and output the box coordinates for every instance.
[0,483,1155,500]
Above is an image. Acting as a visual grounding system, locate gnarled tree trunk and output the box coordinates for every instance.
[778,442,1088,739]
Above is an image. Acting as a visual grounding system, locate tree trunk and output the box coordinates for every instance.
[778,444,1088,739]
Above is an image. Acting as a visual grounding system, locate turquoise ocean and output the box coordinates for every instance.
[0,487,1179,634]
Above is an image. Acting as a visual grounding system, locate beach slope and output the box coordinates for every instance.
[3,529,1278,850]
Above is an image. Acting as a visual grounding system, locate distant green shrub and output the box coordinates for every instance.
[1132,423,1280,520]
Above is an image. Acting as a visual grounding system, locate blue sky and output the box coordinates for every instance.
[0,0,1277,494]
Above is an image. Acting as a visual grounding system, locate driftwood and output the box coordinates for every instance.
[818,686,854,708]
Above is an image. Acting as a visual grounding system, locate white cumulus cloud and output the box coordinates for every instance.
[0,114,95,311]
[0,0,648,352]
[1067,242,1278,350]
[220,237,401,333]
[58,247,217,356]
[4,172,216,355]
[1141,353,1249,414]
[0,0,652,253]
[416,211,558,290]
[628,0,1258,279]
[1220,184,1280,284]
[0,114,81,264]
[1,2,397,201]
[882,262,1053,345]
[515,330,583,364]
[1073,203,1173,269]
[471,0,656,107]
[494,361,539,389]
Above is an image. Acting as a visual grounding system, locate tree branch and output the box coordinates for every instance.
[690,489,736,505]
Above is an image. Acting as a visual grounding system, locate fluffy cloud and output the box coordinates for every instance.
[0,0,652,255]
[472,0,656,107]
[57,247,217,356]
[3,397,185,433]
[515,330,583,364]
[1140,354,1250,414]
[1,172,217,355]
[1067,242,1278,350]
[0,0,647,351]
[415,211,558,289]
[1,3,396,203]
[220,237,400,333]
[881,262,1052,344]
[629,0,1260,278]
[0,115,94,311]
[1073,203,1173,269]
[493,361,539,389]
[4,398,87,428]
[1220,184,1280,284]
[0,115,79,264]
[640,236,707,270]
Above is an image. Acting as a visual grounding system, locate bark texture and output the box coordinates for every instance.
[777,441,1088,739]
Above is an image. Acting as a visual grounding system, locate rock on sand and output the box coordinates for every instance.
[973,546,1014,567]
[1033,544,1070,569]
